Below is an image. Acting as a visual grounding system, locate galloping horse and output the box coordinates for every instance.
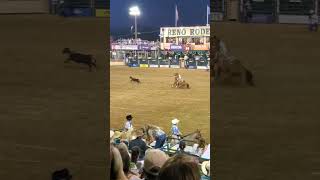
[211,36,254,86]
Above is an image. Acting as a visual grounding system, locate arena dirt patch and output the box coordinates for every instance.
[110,66,210,142]
[0,15,107,179]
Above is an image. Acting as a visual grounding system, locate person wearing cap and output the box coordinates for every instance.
[141,149,168,180]
[171,118,182,139]
[124,114,133,131]
[158,154,201,180]
[201,160,210,180]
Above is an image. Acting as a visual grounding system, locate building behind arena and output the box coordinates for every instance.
[212,0,320,24]
[159,26,210,54]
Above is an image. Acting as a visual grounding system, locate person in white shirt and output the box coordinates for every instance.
[124,114,133,131]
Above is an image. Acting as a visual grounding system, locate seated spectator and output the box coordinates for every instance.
[130,146,142,174]
[200,161,210,180]
[177,141,186,153]
[52,168,72,180]
[116,143,142,180]
[129,129,147,159]
[141,149,169,180]
[158,154,201,180]
[110,144,128,180]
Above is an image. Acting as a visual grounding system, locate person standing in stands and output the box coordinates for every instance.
[124,114,133,131]
[171,118,182,140]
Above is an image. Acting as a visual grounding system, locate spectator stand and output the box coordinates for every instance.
[50,0,108,17]
[212,0,225,21]
[278,0,316,24]
[240,0,277,23]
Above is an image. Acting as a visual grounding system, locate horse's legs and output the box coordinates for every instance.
[88,64,92,72]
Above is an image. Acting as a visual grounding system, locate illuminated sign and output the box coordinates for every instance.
[160,26,210,37]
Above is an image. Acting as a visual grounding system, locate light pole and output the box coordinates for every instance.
[129,6,140,40]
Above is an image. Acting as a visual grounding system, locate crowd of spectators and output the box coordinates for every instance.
[110,140,210,180]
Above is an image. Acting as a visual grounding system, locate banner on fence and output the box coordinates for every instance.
[139,59,148,67]
[169,58,180,68]
[95,9,108,17]
[186,58,197,69]
[148,58,159,68]
[128,58,139,67]
[159,58,170,68]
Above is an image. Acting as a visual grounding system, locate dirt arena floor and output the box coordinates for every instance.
[110,66,210,141]
[213,22,320,180]
[0,15,107,179]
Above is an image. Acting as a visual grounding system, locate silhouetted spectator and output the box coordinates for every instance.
[110,144,128,180]
[52,168,72,180]
[158,154,201,180]
[129,129,147,159]
[141,149,168,180]
[116,143,141,180]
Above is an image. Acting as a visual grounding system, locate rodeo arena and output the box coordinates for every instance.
[110,2,212,179]
[110,25,211,179]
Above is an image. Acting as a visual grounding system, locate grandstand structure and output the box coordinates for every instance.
[0,0,109,17]
[212,0,319,24]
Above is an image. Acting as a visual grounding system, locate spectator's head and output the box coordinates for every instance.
[116,143,130,175]
[52,168,72,180]
[110,144,127,180]
[143,149,168,180]
[179,141,186,151]
[131,146,140,163]
[158,154,201,180]
[126,114,133,121]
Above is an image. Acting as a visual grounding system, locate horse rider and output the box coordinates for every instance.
[171,118,182,140]
[124,114,133,131]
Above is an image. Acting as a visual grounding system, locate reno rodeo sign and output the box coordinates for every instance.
[160,26,210,37]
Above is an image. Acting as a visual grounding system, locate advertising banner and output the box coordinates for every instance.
[139,44,151,50]
[95,9,108,17]
[148,58,159,68]
[169,58,180,68]
[159,58,170,68]
[170,44,183,51]
[139,59,149,67]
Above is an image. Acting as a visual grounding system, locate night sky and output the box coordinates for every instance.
[110,0,210,38]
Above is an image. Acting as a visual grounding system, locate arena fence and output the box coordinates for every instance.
[212,0,319,24]
[124,57,210,70]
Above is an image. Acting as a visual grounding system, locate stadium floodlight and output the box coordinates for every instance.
[129,6,140,40]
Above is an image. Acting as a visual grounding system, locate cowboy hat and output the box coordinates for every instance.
[171,118,180,125]
[201,160,210,176]
[130,129,144,140]
[112,131,122,139]
[110,130,115,138]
